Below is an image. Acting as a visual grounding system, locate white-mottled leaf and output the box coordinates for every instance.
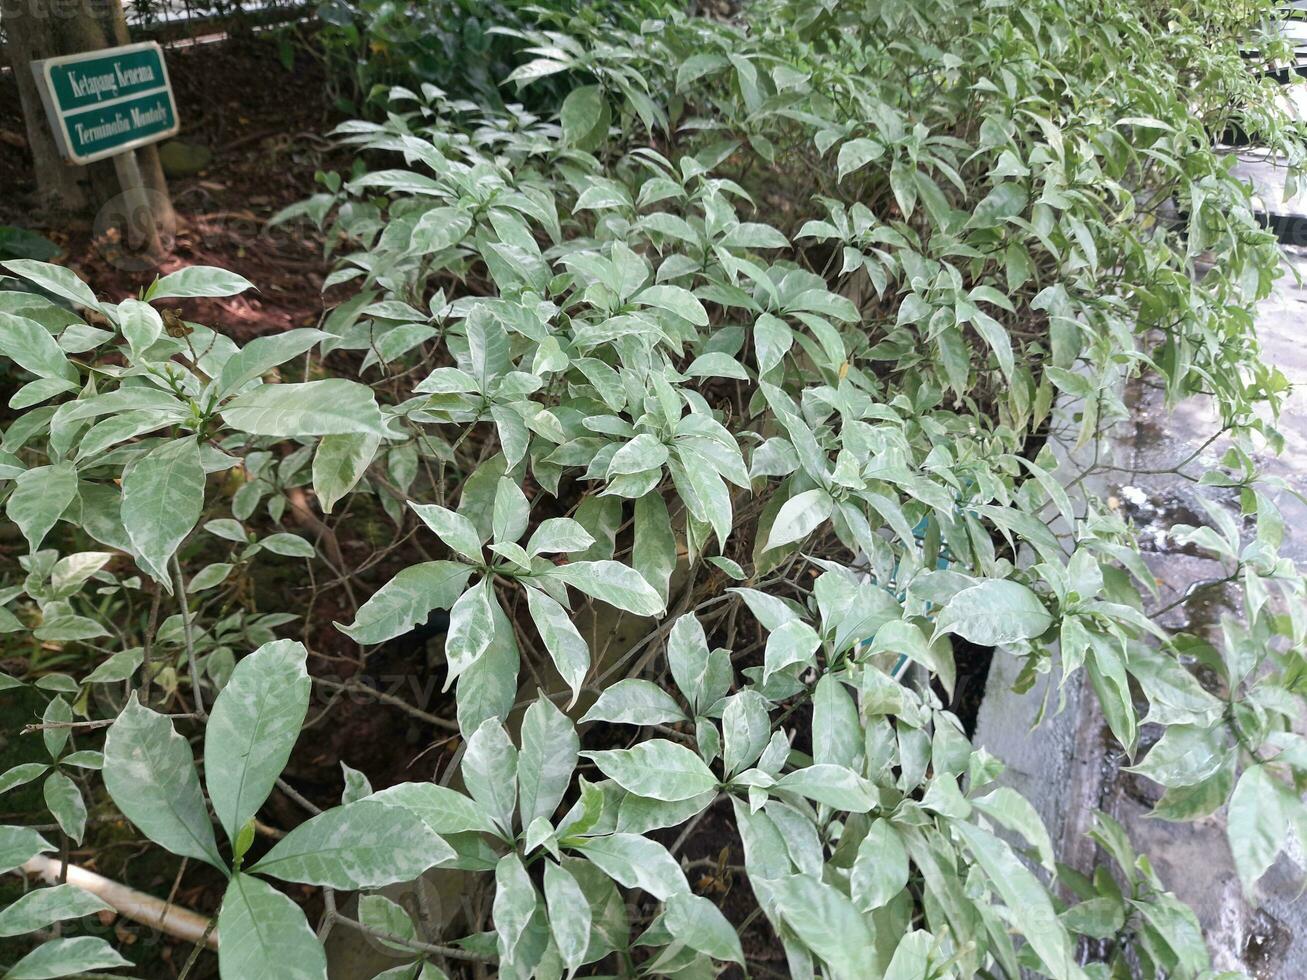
[579,679,685,726]
[4,936,130,980]
[151,265,255,299]
[775,764,876,812]
[0,763,48,797]
[42,771,86,843]
[494,853,537,964]
[526,518,594,556]
[525,587,590,706]
[954,820,1077,978]
[445,578,497,688]
[492,477,530,546]
[218,328,327,395]
[935,579,1052,645]
[102,696,222,868]
[410,502,484,561]
[1,260,100,310]
[205,639,311,843]
[358,894,416,951]
[312,431,380,514]
[543,860,591,975]
[850,819,908,911]
[0,884,111,937]
[122,437,204,584]
[766,488,834,551]
[462,718,518,837]
[248,799,452,888]
[6,462,77,552]
[551,561,664,616]
[222,380,385,437]
[584,740,717,802]
[769,874,880,978]
[217,873,326,980]
[576,833,688,900]
[0,311,78,382]
[117,299,164,358]
[337,560,471,645]
[0,826,54,875]
[1228,764,1293,894]
[665,890,744,964]
[259,532,316,558]
[367,781,499,836]
[518,696,579,828]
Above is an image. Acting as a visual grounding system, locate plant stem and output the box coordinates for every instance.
[173,554,206,719]
[176,916,218,980]
[329,911,494,963]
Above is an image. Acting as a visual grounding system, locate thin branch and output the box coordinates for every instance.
[173,554,206,719]
[22,713,197,735]
[176,916,218,980]
[328,910,494,963]
[312,675,459,732]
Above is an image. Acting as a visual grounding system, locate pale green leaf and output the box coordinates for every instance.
[6,462,77,552]
[122,437,205,584]
[151,265,255,299]
[337,560,471,645]
[665,890,744,964]
[583,740,717,802]
[3,936,130,980]
[222,380,385,437]
[312,432,380,514]
[205,639,311,843]
[934,579,1052,646]
[0,884,111,938]
[102,696,222,868]
[462,718,518,836]
[579,679,685,726]
[544,860,591,974]
[217,873,326,980]
[248,798,452,888]
[525,587,590,706]
[551,561,664,616]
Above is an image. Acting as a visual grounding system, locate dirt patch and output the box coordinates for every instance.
[0,34,345,339]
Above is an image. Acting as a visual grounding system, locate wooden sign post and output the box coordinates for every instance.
[29,42,180,258]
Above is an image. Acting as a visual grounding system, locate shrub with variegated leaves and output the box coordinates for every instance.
[1,0,1305,977]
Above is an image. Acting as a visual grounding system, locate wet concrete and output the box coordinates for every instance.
[1103,244,1307,977]
[975,241,1307,971]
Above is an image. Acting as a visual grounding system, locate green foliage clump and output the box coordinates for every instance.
[1,0,1306,977]
[305,0,668,113]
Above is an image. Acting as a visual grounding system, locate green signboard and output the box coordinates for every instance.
[32,42,179,166]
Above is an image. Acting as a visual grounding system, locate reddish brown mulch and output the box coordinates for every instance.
[0,33,348,338]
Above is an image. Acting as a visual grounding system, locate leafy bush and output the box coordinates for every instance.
[2,0,1306,977]
[304,0,671,113]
